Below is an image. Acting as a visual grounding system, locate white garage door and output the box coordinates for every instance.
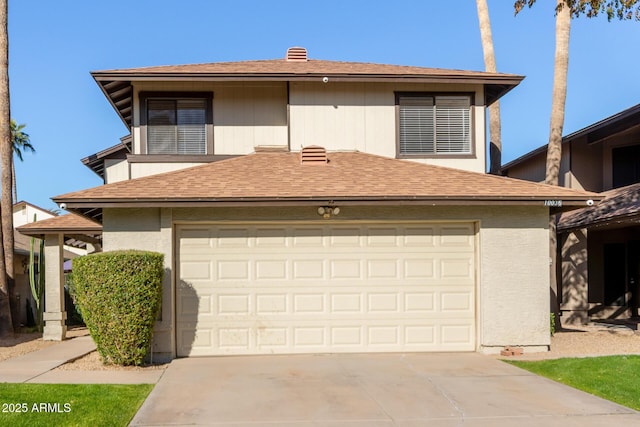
[176,222,476,356]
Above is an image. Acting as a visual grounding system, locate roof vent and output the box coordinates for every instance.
[300,146,328,164]
[286,46,308,62]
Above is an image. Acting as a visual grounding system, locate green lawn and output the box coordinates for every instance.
[0,383,153,427]
[507,355,640,411]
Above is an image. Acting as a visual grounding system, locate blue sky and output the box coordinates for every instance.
[8,1,640,211]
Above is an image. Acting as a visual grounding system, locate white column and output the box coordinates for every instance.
[43,233,67,340]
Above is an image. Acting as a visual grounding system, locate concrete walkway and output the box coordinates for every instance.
[0,336,164,384]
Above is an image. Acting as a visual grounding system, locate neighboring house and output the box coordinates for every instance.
[13,201,55,326]
[12,201,90,326]
[503,103,640,325]
[16,212,102,336]
[23,47,595,358]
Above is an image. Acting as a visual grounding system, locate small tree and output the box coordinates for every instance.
[73,250,163,366]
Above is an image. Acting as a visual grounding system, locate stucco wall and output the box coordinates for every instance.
[289,82,486,173]
[131,81,288,156]
[104,159,130,183]
[102,208,174,359]
[128,80,486,176]
[102,204,550,358]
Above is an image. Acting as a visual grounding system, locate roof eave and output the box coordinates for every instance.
[92,71,523,84]
[17,227,102,237]
[54,195,597,209]
[92,71,523,128]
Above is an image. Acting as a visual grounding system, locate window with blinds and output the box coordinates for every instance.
[147,98,208,155]
[398,95,471,156]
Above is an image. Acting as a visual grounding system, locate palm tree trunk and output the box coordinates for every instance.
[11,161,15,201]
[476,0,502,175]
[547,0,572,330]
[0,0,14,336]
[0,202,9,337]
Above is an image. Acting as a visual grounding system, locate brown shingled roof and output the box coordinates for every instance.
[17,212,102,236]
[558,182,640,231]
[95,58,521,81]
[92,53,523,128]
[54,151,597,211]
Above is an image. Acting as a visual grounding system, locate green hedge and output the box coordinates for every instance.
[72,250,164,366]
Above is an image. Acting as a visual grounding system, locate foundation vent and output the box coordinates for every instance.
[286,47,308,62]
[300,146,328,164]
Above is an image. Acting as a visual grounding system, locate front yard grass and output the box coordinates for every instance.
[507,355,640,411]
[0,383,153,427]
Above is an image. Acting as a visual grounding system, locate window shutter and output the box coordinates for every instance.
[399,97,435,154]
[435,96,470,154]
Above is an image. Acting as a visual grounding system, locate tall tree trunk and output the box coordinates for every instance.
[0,203,9,337]
[476,0,502,175]
[0,0,14,335]
[546,0,571,329]
[11,161,15,202]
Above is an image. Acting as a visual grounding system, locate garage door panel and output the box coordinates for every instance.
[292,228,325,247]
[177,223,476,356]
[293,260,324,279]
[181,321,475,355]
[182,288,472,318]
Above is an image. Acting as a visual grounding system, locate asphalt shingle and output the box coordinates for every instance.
[54,151,597,206]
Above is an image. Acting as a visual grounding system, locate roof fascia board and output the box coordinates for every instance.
[55,197,597,209]
[92,75,131,130]
[92,72,523,86]
[505,104,640,171]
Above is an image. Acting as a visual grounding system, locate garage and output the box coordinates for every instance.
[176,222,476,356]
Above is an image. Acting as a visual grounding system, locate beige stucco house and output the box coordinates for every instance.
[21,47,596,360]
[503,103,640,325]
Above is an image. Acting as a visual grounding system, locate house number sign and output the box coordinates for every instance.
[543,200,563,207]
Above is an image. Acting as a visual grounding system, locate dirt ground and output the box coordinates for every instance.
[1,323,640,369]
[0,326,167,371]
[512,322,640,360]
[0,330,57,362]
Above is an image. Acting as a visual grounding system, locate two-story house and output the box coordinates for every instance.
[503,104,640,326]
[23,48,596,360]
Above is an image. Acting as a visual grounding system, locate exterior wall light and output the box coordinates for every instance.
[317,206,340,219]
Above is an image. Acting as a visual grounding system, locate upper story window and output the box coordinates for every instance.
[612,144,640,188]
[397,93,472,157]
[140,92,213,155]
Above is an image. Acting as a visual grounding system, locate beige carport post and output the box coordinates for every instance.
[42,233,67,340]
[15,213,103,341]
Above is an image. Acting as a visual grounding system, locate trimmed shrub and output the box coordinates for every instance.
[73,250,164,366]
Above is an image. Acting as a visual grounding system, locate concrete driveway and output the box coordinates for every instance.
[131,352,640,426]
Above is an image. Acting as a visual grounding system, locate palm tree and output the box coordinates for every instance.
[476,0,502,175]
[0,0,13,336]
[10,120,34,201]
